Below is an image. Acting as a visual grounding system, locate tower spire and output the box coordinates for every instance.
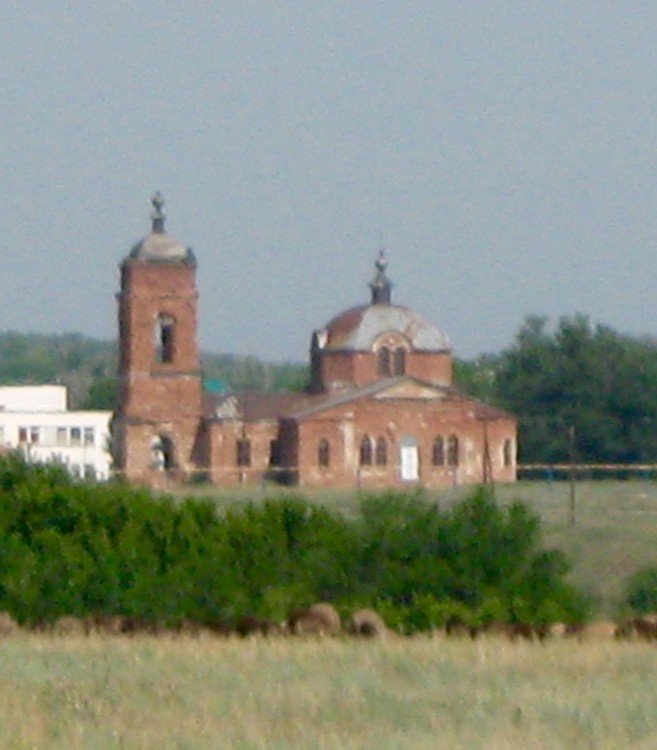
[369,249,392,305]
[150,191,166,233]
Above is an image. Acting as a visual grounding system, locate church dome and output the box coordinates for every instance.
[315,252,450,352]
[320,304,450,351]
[128,193,195,264]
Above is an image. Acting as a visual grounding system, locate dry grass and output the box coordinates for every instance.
[2,633,657,749]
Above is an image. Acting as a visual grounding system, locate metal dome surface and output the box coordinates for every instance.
[321,303,450,351]
[129,231,193,263]
[127,192,195,264]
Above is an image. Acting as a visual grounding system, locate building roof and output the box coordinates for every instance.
[128,193,195,265]
[313,253,450,352]
[290,377,511,421]
[205,391,316,422]
[205,378,513,424]
[318,303,450,352]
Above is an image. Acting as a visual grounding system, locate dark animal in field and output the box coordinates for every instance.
[118,616,162,636]
[445,615,477,639]
[203,619,236,637]
[235,615,281,637]
[564,622,587,639]
[478,621,556,641]
[348,608,388,637]
[87,614,128,635]
[288,602,341,636]
[617,616,657,642]
[500,622,537,641]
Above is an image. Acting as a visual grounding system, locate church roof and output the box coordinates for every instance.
[204,378,513,424]
[289,377,512,421]
[128,193,195,264]
[205,391,314,422]
[320,304,450,352]
[315,252,450,352]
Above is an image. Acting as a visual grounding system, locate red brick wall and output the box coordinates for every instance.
[292,399,516,488]
[114,258,204,483]
[113,417,205,487]
[206,419,280,486]
[315,349,453,392]
[406,351,452,385]
[118,260,201,381]
[200,398,516,490]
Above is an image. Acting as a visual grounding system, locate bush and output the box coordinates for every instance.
[0,455,587,631]
[624,566,657,614]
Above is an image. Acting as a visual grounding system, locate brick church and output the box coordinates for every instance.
[112,196,517,489]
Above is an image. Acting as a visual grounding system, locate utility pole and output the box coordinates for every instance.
[568,425,577,526]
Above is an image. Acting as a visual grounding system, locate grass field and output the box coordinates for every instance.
[180,478,657,617]
[3,480,657,749]
[2,633,657,749]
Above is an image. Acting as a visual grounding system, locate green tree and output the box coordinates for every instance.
[624,566,657,614]
[494,315,657,463]
[81,376,118,410]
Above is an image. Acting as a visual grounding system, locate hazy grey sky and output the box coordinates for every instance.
[2,2,657,362]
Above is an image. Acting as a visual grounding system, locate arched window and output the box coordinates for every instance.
[503,438,513,467]
[447,434,459,467]
[236,438,251,467]
[432,436,445,466]
[269,439,281,467]
[393,347,406,375]
[378,347,391,376]
[360,435,373,466]
[375,437,387,466]
[318,438,330,468]
[152,435,175,471]
[155,314,175,363]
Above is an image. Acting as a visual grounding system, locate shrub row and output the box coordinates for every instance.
[0,455,590,630]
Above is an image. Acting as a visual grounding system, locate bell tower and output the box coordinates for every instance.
[112,194,204,484]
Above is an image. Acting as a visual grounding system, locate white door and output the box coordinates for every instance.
[400,436,419,482]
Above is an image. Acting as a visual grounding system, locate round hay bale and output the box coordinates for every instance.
[582,620,617,640]
[289,602,341,636]
[0,612,19,636]
[349,608,388,637]
[544,622,567,639]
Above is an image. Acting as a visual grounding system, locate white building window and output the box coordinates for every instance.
[70,427,81,446]
[56,427,67,445]
[18,426,40,444]
[84,427,95,446]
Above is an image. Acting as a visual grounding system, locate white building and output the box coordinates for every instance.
[0,385,112,480]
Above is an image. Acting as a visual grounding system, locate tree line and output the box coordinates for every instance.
[0,331,308,409]
[458,314,657,464]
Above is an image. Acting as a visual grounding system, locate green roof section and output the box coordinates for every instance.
[203,378,228,394]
